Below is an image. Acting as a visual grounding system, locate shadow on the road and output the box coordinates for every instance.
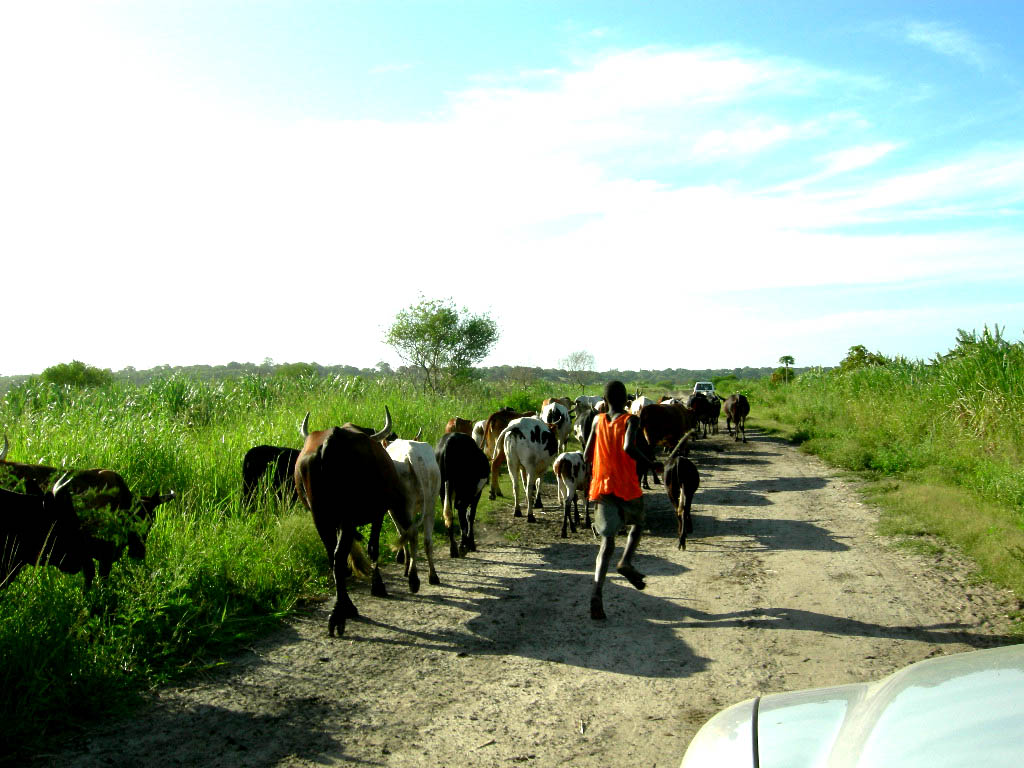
[32,694,359,768]
[690,515,851,552]
[636,600,1020,649]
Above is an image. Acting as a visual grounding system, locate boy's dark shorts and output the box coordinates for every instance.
[593,494,646,537]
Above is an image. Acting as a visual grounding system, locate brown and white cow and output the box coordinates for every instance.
[483,407,535,499]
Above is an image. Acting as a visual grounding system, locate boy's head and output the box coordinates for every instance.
[604,380,628,410]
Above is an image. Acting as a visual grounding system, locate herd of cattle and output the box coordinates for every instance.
[0,389,750,637]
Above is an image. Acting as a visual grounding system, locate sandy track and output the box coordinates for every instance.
[38,427,1020,767]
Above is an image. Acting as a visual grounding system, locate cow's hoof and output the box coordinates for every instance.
[428,572,440,586]
[449,547,460,558]
[560,528,568,539]
[395,549,406,564]
[328,615,345,637]
[467,540,477,552]
[371,573,388,598]
[513,508,523,517]
[408,570,421,594]
[489,491,496,501]
[532,498,543,509]
[678,537,687,551]
[527,512,537,523]
[590,596,606,620]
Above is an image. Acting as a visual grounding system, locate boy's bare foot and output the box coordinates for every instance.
[616,564,646,590]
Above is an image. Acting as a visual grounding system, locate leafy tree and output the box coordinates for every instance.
[506,366,539,388]
[778,355,794,383]
[41,360,113,388]
[384,297,499,393]
[839,345,889,372]
[274,362,318,379]
[560,350,596,393]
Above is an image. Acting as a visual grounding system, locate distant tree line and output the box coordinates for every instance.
[0,360,822,395]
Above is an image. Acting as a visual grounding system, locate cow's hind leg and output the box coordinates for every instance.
[526,469,539,523]
[489,446,505,500]
[464,494,480,552]
[329,528,360,637]
[508,449,525,518]
[561,497,573,538]
[422,503,440,586]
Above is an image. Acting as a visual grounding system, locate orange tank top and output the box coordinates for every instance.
[589,413,643,502]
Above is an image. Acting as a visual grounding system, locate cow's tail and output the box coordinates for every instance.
[491,425,514,462]
[669,429,699,459]
[347,540,374,578]
[442,481,454,529]
[392,512,423,552]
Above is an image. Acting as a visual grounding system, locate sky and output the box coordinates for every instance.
[3,1,1024,376]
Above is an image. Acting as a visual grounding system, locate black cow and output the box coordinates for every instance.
[294,407,419,637]
[435,432,489,557]
[685,392,721,438]
[1,474,94,589]
[664,431,700,550]
[241,445,301,508]
[0,437,174,577]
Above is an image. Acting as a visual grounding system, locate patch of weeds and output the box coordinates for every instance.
[890,536,946,559]
[790,427,812,444]
[504,529,522,543]
[1007,610,1024,637]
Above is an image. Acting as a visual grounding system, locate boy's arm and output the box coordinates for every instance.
[584,418,596,464]
[623,415,660,471]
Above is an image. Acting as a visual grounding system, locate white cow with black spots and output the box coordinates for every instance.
[540,401,571,454]
[492,417,560,523]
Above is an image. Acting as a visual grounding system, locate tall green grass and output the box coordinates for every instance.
[0,373,549,757]
[748,327,1024,605]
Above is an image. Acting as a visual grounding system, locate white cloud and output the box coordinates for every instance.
[906,21,990,70]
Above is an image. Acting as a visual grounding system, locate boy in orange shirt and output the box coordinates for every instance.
[584,380,661,620]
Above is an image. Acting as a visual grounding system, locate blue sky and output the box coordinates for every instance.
[3,1,1023,375]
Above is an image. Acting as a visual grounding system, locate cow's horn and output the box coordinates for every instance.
[300,412,310,438]
[0,433,7,461]
[370,406,393,442]
[414,427,423,441]
[52,471,73,496]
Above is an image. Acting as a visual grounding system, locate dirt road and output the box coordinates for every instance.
[41,427,1020,767]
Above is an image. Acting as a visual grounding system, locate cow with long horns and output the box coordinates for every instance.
[294,408,420,637]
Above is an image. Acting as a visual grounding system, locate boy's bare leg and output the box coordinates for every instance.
[591,535,615,620]
[616,525,646,590]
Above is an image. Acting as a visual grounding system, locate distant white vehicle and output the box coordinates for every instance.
[692,381,716,398]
